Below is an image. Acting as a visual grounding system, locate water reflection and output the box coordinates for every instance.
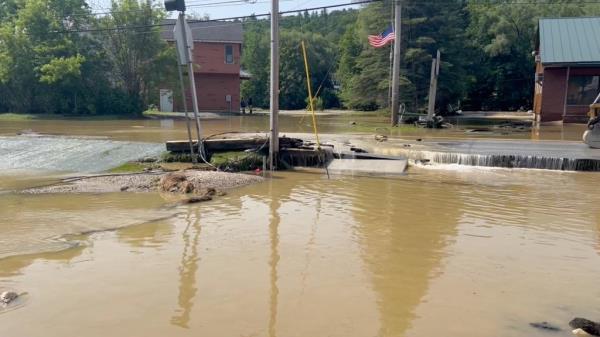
[171,207,202,328]
[345,176,462,336]
[0,244,85,278]
[268,180,280,337]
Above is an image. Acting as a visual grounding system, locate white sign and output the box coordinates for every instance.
[174,16,193,66]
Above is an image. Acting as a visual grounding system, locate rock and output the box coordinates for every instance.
[529,321,561,332]
[569,318,600,336]
[160,171,192,194]
[0,291,18,305]
[573,328,591,336]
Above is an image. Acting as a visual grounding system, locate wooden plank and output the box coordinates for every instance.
[166,137,303,153]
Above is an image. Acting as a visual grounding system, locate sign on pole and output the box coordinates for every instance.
[174,17,193,66]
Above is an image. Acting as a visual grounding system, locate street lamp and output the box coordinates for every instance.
[164,0,185,12]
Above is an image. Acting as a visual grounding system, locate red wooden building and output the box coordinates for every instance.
[161,20,243,112]
[533,17,600,123]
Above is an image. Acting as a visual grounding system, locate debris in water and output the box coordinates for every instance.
[375,134,388,142]
[0,291,18,306]
[183,195,213,204]
[349,146,367,153]
[529,321,561,332]
[569,318,600,336]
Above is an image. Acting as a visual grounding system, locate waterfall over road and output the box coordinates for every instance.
[0,134,164,173]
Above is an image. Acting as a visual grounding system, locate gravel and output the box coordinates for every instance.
[23,171,264,194]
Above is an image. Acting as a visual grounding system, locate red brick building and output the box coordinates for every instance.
[161,20,243,112]
[533,17,600,123]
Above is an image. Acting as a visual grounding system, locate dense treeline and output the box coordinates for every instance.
[242,0,600,114]
[1,0,600,115]
[0,0,175,115]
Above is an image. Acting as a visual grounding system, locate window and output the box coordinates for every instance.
[225,45,234,64]
[567,75,600,105]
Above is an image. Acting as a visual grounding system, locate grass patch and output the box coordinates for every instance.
[108,162,147,173]
[210,151,263,171]
[0,113,38,121]
[161,152,196,163]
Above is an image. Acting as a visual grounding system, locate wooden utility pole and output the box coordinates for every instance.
[269,0,280,170]
[390,1,402,126]
[427,50,440,120]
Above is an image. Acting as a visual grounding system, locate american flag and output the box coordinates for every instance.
[368,26,395,48]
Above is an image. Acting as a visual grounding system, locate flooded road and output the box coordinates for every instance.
[1,117,599,337]
[0,114,589,142]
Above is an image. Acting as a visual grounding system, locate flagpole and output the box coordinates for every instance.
[388,42,393,109]
[388,1,394,109]
[390,1,401,126]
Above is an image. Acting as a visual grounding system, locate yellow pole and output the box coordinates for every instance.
[301,40,321,148]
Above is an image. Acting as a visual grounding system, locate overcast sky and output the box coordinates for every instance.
[91,0,361,20]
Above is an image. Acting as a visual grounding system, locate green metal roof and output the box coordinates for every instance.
[539,17,600,66]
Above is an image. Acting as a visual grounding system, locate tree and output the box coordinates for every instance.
[0,0,93,113]
[279,30,336,110]
[465,0,600,111]
[240,19,270,108]
[98,0,171,114]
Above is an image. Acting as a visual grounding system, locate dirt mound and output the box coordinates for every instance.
[23,170,264,195]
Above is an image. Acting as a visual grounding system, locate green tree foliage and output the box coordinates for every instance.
[465,0,600,110]
[2,0,600,115]
[98,0,172,114]
[339,1,468,113]
[241,9,356,110]
[0,0,172,115]
[240,17,270,108]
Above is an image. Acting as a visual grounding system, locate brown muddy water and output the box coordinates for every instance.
[0,113,588,142]
[1,117,599,337]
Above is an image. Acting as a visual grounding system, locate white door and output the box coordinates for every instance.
[160,89,173,112]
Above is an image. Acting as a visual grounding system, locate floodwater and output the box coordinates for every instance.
[1,116,599,337]
[0,113,588,142]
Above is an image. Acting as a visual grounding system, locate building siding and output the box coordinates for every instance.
[192,42,241,75]
[537,66,600,123]
[165,41,242,113]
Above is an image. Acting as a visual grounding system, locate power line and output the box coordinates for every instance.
[47,0,377,35]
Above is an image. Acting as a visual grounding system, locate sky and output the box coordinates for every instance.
[91,0,362,20]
